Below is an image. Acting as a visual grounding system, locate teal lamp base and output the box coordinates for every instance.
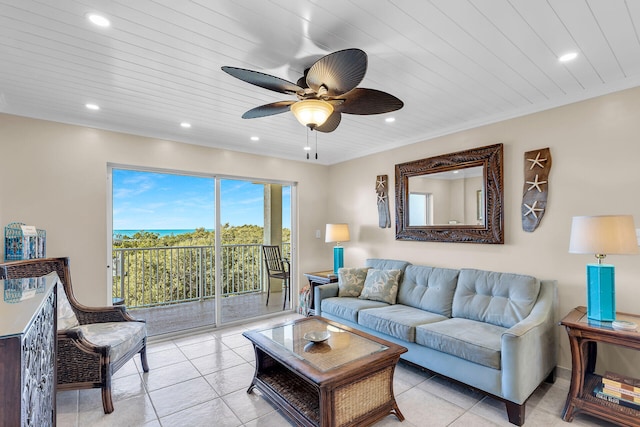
[333,246,344,274]
[586,263,615,322]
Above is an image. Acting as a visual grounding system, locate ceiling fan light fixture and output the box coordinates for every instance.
[290,99,334,129]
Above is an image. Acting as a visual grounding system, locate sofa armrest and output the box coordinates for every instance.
[314,282,339,314]
[500,279,558,403]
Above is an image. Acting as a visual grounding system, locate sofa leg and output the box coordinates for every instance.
[544,367,556,384]
[505,402,525,426]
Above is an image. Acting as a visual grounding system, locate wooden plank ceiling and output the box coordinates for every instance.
[1,0,639,165]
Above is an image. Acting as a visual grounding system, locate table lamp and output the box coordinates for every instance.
[325,224,350,274]
[569,215,638,322]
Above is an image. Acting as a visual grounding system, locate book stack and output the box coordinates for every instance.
[592,371,640,411]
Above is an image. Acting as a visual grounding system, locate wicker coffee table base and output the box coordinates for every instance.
[248,350,404,427]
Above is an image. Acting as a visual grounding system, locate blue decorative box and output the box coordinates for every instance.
[4,222,46,261]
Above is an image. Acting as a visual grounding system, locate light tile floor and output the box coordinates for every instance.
[57,313,617,427]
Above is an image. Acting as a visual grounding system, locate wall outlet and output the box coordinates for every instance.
[637,228,640,246]
[315,229,321,239]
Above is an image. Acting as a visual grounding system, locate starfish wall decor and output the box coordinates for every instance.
[376,175,391,228]
[521,148,552,232]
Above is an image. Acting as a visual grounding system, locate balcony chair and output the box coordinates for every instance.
[262,245,290,310]
[0,257,148,414]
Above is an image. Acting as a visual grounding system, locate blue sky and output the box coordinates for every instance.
[112,169,291,230]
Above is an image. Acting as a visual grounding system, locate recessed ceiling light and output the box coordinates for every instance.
[180,122,191,128]
[303,146,311,151]
[87,13,110,28]
[250,136,259,141]
[559,52,578,62]
[385,117,396,123]
[85,103,100,110]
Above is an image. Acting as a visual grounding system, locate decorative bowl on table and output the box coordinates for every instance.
[304,330,330,343]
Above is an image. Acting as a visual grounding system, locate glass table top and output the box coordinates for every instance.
[259,317,388,372]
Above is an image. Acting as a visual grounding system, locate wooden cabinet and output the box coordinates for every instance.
[0,272,58,427]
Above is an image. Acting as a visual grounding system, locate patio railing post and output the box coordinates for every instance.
[198,246,204,301]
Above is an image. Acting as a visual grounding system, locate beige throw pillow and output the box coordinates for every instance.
[338,267,370,297]
[359,269,402,304]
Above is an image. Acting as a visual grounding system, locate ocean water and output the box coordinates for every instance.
[113,229,213,238]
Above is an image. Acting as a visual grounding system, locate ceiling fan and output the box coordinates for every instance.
[221,48,404,133]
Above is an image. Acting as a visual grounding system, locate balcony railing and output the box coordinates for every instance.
[112,243,290,309]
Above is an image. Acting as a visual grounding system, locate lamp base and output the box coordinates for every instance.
[586,263,615,322]
[333,246,344,274]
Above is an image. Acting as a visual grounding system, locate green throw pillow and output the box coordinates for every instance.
[359,269,401,304]
[338,267,370,297]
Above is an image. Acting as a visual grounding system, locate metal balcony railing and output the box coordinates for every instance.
[112,243,290,309]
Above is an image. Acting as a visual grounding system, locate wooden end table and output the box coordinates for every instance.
[560,306,640,426]
[243,316,407,427]
[303,270,338,315]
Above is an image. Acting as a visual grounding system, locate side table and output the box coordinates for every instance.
[560,306,640,426]
[303,270,338,315]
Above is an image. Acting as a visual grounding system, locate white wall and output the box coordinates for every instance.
[2,85,639,374]
[0,113,332,306]
[327,86,640,374]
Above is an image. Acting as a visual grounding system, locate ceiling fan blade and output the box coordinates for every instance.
[222,66,302,94]
[242,101,296,119]
[306,49,367,97]
[315,111,341,133]
[336,88,404,115]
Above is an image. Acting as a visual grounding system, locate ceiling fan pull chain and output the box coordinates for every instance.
[315,131,318,160]
[306,128,310,159]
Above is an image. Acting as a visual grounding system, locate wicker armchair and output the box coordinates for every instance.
[0,257,148,414]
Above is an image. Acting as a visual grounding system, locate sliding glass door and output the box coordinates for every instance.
[108,166,294,336]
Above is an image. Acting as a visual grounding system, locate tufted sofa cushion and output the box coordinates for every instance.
[452,269,541,328]
[397,265,460,317]
[365,258,410,274]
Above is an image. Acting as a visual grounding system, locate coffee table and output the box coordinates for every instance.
[242,316,407,427]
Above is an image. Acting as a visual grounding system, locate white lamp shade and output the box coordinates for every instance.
[290,100,334,128]
[569,215,638,255]
[325,223,350,243]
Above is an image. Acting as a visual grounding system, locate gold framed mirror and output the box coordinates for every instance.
[395,143,504,243]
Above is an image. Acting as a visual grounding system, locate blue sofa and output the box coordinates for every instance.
[314,259,557,426]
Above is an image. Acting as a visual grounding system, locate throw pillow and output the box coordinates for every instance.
[338,267,370,297]
[57,284,79,330]
[359,269,401,304]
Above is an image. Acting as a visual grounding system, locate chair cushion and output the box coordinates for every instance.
[321,297,388,323]
[73,321,146,363]
[452,269,541,328]
[416,318,505,369]
[338,267,370,297]
[359,269,401,304]
[358,305,447,342]
[57,285,79,330]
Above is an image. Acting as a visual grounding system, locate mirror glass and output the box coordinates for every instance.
[408,166,484,226]
[395,144,503,244]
